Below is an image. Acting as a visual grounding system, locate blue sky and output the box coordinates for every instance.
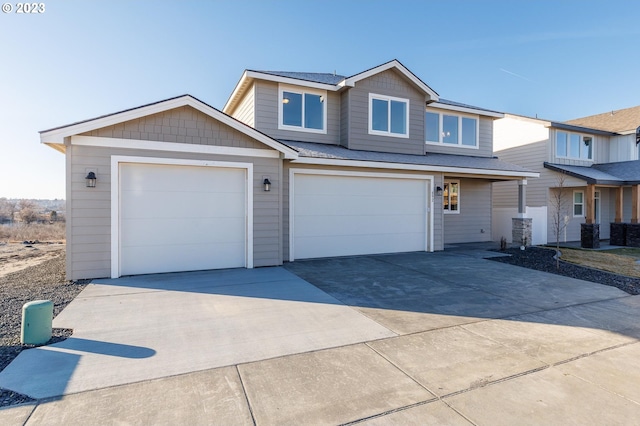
[1,0,639,199]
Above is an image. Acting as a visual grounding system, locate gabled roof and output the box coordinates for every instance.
[224,59,441,114]
[544,160,640,185]
[282,140,538,179]
[430,98,504,118]
[40,95,299,158]
[565,105,640,134]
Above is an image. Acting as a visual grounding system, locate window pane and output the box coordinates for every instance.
[282,92,302,127]
[569,134,580,158]
[425,112,439,142]
[461,117,477,146]
[390,100,407,134]
[582,136,593,159]
[443,115,458,144]
[556,132,567,157]
[450,182,459,211]
[574,192,583,203]
[443,183,449,210]
[574,204,583,216]
[304,94,323,130]
[372,99,388,131]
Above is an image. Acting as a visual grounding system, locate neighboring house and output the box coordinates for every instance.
[41,60,536,280]
[493,106,640,248]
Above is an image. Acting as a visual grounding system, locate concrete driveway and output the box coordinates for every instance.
[2,249,640,425]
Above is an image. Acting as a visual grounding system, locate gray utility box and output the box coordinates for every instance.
[21,300,53,345]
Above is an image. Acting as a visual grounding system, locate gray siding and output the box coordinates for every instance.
[68,111,282,280]
[346,69,425,155]
[253,80,340,144]
[423,116,495,158]
[282,163,445,261]
[231,85,255,127]
[443,178,492,244]
[340,90,349,148]
[82,106,267,150]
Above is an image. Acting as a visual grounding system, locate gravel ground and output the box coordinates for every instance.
[0,252,88,408]
[491,246,640,295]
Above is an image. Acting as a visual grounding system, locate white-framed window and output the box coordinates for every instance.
[573,190,584,217]
[368,93,409,138]
[278,85,327,134]
[425,109,478,148]
[556,131,593,160]
[443,180,460,214]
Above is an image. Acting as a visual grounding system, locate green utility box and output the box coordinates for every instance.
[21,300,53,345]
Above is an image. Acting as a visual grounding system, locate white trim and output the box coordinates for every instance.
[278,84,328,134]
[72,135,280,158]
[368,93,410,138]
[342,60,439,100]
[573,189,585,218]
[425,108,480,149]
[40,95,298,159]
[555,130,594,162]
[110,155,253,278]
[288,168,434,261]
[291,157,539,179]
[443,179,461,214]
[429,102,503,118]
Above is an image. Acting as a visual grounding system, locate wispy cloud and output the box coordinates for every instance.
[499,68,535,83]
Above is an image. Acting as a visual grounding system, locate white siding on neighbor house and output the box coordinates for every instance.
[346,69,426,155]
[423,115,495,158]
[253,80,341,144]
[609,134,637,162]
[231,84,255,128]
[443,178,492,244]
[66,107,283,280]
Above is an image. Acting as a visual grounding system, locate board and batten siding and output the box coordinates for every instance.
[281,162,444,261]
[253,80,340,144]
[423,116,495,158]
[67,107,283,279]
[346,69,425,155]
[442,178,492,244]
[230,85,256,128]
[340,90,349,148]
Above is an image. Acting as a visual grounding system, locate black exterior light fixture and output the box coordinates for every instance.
[436,186,443,196]
[635,125,640,145]
[263,178,271,192]
[85,171,97,188]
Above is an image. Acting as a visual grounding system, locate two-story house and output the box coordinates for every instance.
[40,60,536,280]
[492,106,640,248]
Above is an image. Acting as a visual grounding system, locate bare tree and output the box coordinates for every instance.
[17,199,40,225]
[550,173,570,270]
[0,198,17,223]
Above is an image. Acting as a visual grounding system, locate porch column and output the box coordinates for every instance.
[512,179,532,246]
[628,185,640,247]
[610,186,626,246]
[581,183,599,248]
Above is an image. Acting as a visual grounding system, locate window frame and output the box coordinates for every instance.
[555,130,593,161]
[443,179,460,214]
[368,93,410,138]
[573,190,584,217]
[278,84,327,134]
[425,109,479,149]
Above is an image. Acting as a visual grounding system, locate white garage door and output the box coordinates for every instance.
[292,173,429,260]
[119,163,247,276]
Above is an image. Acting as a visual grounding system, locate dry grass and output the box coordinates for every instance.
[0,223,65,243]
[560,248,640,278]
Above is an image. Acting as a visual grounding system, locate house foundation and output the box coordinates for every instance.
[580,223,600,249]
[512,218,532,246]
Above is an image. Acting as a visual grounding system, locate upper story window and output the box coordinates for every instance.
[369,93,409,138]
[425,110,478,148]
[278,85,326,134]
[556,131,593,160]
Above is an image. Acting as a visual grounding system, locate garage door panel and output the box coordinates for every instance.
[119,163,247,276]
[293,173,429,260]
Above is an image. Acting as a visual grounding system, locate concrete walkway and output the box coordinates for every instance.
[1,251,640,425]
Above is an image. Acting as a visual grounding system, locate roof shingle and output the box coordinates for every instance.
[565,105,640,134]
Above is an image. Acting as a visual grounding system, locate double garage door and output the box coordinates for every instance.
[118,162,248,276]
[291,172,431,260]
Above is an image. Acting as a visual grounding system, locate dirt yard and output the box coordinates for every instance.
[0,242,66,278]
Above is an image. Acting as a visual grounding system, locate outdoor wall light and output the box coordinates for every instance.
[263,178,271,192]
[436,186,443,196]
[85,171,97,188]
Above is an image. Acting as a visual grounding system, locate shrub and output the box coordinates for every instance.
[0,222,65,243]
